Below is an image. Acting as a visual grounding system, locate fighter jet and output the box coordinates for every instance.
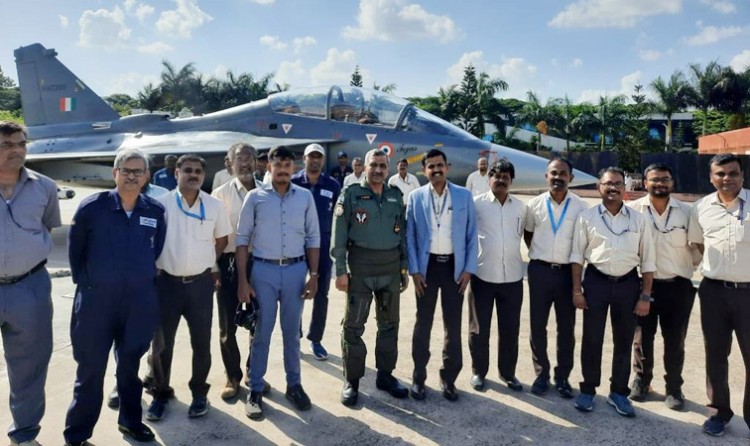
[14,43,596,189]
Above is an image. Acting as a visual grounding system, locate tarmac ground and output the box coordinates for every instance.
[0,185,747,446]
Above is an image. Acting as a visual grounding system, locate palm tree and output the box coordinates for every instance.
[687,61,723,136]
[650,71,692,150]
[137,83,164,112]
[517,91,548,151]
[714,66,750,130]
[593,95,627,151]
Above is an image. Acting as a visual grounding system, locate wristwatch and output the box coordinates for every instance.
[310,272,319,277]
[639,294,654,303]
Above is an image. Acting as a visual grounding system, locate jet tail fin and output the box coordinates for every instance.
[14,43,119,127]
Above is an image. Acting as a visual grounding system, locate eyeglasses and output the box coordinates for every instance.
[118,168,147,178]
[181,167,204,175]
[600,181,625,188]
[647,177,673,184]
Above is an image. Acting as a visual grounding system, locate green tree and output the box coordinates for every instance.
[615,84,656,172]
[714,66,750,130]
[449,65,509,138]
[137,83,164,112]
[0,65,21,114]
[650,70,692,150]
[517,91,550,151]
[687,61,723,136]
[350,65,363,87]
[105,93,137,116]
[592,94,627,151]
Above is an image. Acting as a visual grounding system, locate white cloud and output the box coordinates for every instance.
[685,25,744,46]
[342,0,461,43]
[639,48,673,61]
[156,0,213,39]
[259,35,288,50]
[446,51,538,99]
[59,15,69,28]
[274,60,306,87]
[310,48,361,85]
[293,36,317,54]
[571,58,583,68]
[248,0,276,4]
[578,70,644,103]
[700,0,736,14]
[549,0,681,28]
[730,50,750,71]
[138,41,174,54]
[78,6,131,51]
[123,0,137,12]
[107,71,160,96]
[135,4,155,22]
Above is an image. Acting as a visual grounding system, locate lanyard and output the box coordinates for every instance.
[646,206,673,233]
[599,205,630,236]
[430,190,448,228]
[176,193,205,222]
[546,196,570,235]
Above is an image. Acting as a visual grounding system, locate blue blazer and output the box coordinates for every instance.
[406,182,478,282]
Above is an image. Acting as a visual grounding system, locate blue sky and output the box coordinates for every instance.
[2,0,749,104]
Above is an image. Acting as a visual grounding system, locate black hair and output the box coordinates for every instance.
[421,149,447,166]
[643,162,672,177]
[489,159,515,179]
[547,156,573,173]
[268,145,295,161]
[710,154,743,170]
[176,154,206,168]
[597,166,625,180]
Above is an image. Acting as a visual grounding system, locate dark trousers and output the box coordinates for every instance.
[306,240,332,343]
[699,278,750,428]
[580,266,640,396]
[64,280,157,443]
[217,253,252,383]
[632,276,695,394]
[150,272,214,399]
[468,277,523,380]
[528,260,576,381]
[412,255,464,386]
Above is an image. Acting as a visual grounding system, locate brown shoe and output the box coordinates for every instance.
[220,379,240,400]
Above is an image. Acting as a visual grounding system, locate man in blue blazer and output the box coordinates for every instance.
[406,148,478,401]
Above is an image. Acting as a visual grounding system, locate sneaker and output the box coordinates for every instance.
[574,393,595,412]
[628,377,651,402]
[531,376,550,396]
[607,392,636,417]
[555,378,574,399]
[375,373,409,399]
[188,397,210,418]
[245,391,264,420]
[664,392,685,411]
[310,342,329,361]
[220,379,240,400]
[702,415,729,436]
[286,384,312,411]
[145,398,168,421]
[107,385,120,409]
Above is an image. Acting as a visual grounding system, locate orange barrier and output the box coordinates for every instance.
[698,127,750,154]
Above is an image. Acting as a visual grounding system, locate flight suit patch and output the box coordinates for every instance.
[334,203,344,217]
[354,209,368,224]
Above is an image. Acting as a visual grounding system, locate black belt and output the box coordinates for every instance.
[0,260,47,286]
[160,268,211,283]
[429,254,454,264]
[705,277,750,289]
[532,259,570,270]
[588,265,638,283]
[253,255,306,266]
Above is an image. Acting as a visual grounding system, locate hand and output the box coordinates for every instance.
[238,280,255,303]
[412,273,427,297]
[457,272,472,294]
[302,277,318,300]
[212,271,221,289]
[573,291,588,310]
[335,274,349,293]
[634,300,650,317]
[400,273,409,293]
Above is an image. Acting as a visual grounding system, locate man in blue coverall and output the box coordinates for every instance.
[64,148,166,445]
[292,143,341,360]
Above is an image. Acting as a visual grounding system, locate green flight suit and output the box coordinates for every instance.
[331,180,407,381]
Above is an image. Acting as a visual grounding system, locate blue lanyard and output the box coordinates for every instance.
[176,193,205,221]
[599,205,630,236]
[646,206,673,233]
[546,195,570,235]
[430,189,448,228]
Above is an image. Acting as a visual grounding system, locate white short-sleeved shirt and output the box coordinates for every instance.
[388,172,420,200]
[211,178,254,253]
[156,189,232,276]
[343,172,364,188]
[474,192,527,283]
[688,189,750,282]
[465,170,490,196]
[525,191,589,265]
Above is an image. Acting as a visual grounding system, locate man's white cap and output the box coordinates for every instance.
[304,143,326,157]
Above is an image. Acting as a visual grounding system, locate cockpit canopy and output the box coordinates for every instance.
[267,86,476,140]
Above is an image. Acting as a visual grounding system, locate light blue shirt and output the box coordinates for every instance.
[236,182,320,259]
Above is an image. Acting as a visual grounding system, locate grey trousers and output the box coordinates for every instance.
[0,269,53,444]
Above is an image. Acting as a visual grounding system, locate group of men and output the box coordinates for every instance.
[2,115,750,445]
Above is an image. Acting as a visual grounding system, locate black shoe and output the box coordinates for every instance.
[665,392,685,411]
[501,376,523,392]
[245,391,264,419]
[470,374,485,391]
[286,384,312,411]
[107,385,120,409]
[145,398,168,421]
[341,381,359,407]
[118,423,156,442]
[410,383,426,401]
[441,381,458,402]
[375,373,409,399]
[188,397,209,418]
[555,378,574,399]
[629,377,651,401]
[64,441,94,446]
[531,376,550,396]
